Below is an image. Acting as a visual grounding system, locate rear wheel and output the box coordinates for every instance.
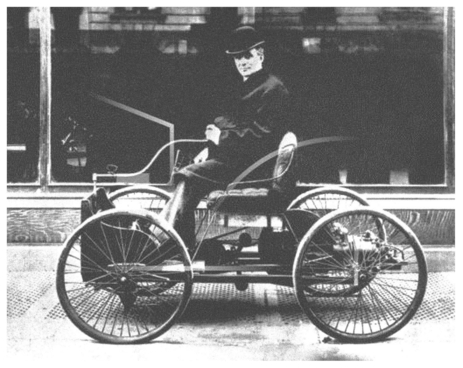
[293,207,427,343]
[289,187,379,296]
[56,209,192,344]
[288,186,370,216]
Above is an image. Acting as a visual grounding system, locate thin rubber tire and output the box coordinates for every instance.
[293,207,427,343]
[56,208,192,344]
[109,186,171,212]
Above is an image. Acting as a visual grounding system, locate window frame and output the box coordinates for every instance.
[6,7,455,196]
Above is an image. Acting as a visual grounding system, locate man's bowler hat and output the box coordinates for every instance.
[225,26,265,55]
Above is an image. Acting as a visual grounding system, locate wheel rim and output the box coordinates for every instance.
[293,208,427,342]
[288,187,375,296]
[109,187,171,213]
[57,209,192,344]
[288,187,370,218]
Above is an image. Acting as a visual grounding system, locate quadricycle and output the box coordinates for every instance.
[56,133,427,344]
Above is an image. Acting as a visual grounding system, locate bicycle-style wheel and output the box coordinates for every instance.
[288,187,380,296]
[56,208,192,344]
[109,186,171,213]
[287,186,370,216]
[293,207,427,343]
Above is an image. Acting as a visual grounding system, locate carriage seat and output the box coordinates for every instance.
[81,187,115,222]
[206,132,297,214]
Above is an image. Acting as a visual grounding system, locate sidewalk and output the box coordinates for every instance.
[6,245,457,362]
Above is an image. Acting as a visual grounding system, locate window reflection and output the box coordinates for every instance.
[7,7,40,183]
[7,7,448,186]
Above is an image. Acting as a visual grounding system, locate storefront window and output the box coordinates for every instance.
[7,8,40,183]
[288,48,445,185]
[258,7,446,185]
[7,7,452,189]
[49,7,233,184]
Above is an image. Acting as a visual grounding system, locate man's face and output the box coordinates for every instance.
[233,48,264,80]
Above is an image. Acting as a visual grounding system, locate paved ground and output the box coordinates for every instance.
[6,245,458,363]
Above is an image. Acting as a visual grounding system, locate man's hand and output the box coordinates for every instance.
[194,147,209,164]
[205,124,221,145]
[194,124,221,164]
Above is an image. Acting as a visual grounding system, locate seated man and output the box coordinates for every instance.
[159,26,292,249]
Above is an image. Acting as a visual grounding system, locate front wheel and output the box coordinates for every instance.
[56,208,192,344]
[109,186,171,213]
[293,207,427,343]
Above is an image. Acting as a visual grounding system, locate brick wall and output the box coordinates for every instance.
[6,207,455,246]
[21,7,445,54]
[82,7,209,31]
[78,7,444,31]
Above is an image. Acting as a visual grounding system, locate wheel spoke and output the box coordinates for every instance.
[57,209,192,344]
[294,207,426,343]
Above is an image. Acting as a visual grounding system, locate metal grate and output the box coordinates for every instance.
[276,272,455,325]
[412,272,455,322]
[275,285,308,324]
[9,271,455,324]
[181,283,264,325]
[7,271,55,318]
[47,303,67,320]
[48,282,264,322]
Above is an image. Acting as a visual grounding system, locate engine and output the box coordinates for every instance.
[258,227,297,264]
[258,220,404,272]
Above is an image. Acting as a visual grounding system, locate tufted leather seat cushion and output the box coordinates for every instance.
[207,187,290,214]
[207,132,297,214]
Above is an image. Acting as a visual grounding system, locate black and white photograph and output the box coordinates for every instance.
[5,3,457,362]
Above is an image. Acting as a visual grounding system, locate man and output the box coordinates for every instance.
[160,25,291,248]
